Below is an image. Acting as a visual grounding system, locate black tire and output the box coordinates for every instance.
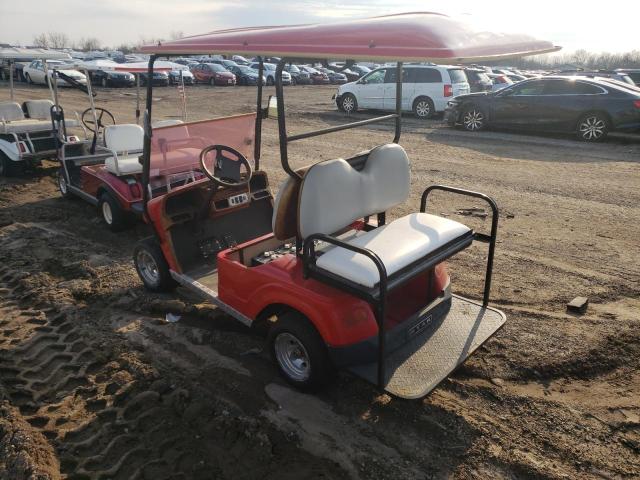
[209,77,215,86]
[461,105,487,132]
[25,73,32,84]
[133,237,177,292]
[413,96,435,119]
[291,77,297,86]
[266,76,274,86]
[576,112,609,142]
[340,93,358,114]
[97,191,128,232]
[57,169,74,198]
[268,312,334,391]
[0,152,23,177]
[101,77,108,88]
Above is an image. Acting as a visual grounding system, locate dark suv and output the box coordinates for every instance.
[463,67,493,92]
[445,76,640,141]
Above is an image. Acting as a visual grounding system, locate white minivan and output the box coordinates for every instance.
[335,64,470,118]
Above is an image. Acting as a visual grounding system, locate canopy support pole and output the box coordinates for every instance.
[142,55,157,217]
[254,57,264,171]
[393,62,403,143]
[275,59,298,179]
[9,60,14,101]
[135,74,141,125]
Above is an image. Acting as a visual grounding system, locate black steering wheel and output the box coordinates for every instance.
[199,144,252,188]
[81,107,116,134]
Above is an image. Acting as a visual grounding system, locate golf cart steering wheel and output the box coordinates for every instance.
[81,108,116,133]
[200,144,252,188]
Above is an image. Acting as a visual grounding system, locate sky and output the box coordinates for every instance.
[1,0,638,53]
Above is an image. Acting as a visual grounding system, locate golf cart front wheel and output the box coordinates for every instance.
[57,169,73,198]
[98,192,127,231]
[133,238,176,292]
[0,152,22,177]
[268,312,334,391]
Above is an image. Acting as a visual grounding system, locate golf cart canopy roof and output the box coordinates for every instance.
[140,12,559,62]
[0,47,71,61]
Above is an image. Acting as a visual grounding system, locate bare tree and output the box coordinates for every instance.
[33,33,49,48]
[78,37,101,51]
[46,32,70,49]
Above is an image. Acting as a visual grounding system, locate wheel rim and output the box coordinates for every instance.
[342,96,355,112]
[463,109,484,131]
[579,116,606,140]
[101,201,113,225]
[136,250,160,286]
[416,101,431,117]
[58,174,67,194]
[274,333,311,382]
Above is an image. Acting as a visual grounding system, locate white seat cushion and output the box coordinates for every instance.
[104,124,144,152]
[316,213,471,288]
[105,154,143,175]
[0,102,25,122]
[24,99,54,120]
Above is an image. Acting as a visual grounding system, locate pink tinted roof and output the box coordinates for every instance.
[140,12,559,62]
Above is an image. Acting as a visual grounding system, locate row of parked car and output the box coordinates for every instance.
[331,63,640,141]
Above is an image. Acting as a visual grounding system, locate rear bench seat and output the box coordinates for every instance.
[104,124,144,176]
[23,99,79,128]
[0,101,53,134]
[274,143,473,289]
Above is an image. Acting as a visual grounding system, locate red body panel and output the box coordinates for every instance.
[216,233,449,347]
[80,165,142,210]
[140,13,559,62]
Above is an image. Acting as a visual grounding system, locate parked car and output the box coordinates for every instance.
[557,70,636,87]
[191,63,236,86]
[338,68,360,82]
[23,60,87,87]
[208,59,239,70]
[299,66,330,84]
[444,76,640,141]
[168,69,194,85]
[228,65,265,86]
[463,67,493,93]
[248,62,291,86]
[350,65,372,78]
[284,64,311,85]
[139,71,170,86]
[92,69,136,87]
[231,55,251,66]
[317,67,348,84]
[487,73,514,91]
[616,69,640,85]
[335,64,470,118]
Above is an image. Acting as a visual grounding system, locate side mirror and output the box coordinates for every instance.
[266,95,279,119]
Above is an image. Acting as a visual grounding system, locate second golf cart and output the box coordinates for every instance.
[133,13,557,398]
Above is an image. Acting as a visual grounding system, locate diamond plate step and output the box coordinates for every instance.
[348,294,506,399]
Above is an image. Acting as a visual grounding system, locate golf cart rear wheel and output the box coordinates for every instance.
[0,152,22,177]
[98,192,127,232]
[57,169,73,198]
[268,312,334,391]
[133,238,176,292]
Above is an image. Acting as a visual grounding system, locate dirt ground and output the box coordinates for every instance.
[0,81,639,480]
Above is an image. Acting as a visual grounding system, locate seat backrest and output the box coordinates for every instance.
[24,99,54,120]
[152,119,184,128]
[104,124,144,153]
[297,143,410,238]
[272,167,310,240]
[0,102,25,122]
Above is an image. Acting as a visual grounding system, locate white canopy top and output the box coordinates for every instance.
[0,47,71,60]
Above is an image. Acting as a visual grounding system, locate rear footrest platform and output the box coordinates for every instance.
[348,294,505,399]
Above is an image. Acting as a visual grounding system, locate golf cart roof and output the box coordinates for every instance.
[0,47,71,61]
[140,12,559,62]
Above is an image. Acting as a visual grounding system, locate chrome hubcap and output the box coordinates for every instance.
[463,110,484,131]
[579,116,605,140]
[137,250,160,285]
[274,333,311,381]
[343,96,355,112]
[101,201,113,224]
[416,101,430,117]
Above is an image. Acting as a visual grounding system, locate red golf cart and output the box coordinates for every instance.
[57,65,199,231]
[133,13,557,398]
